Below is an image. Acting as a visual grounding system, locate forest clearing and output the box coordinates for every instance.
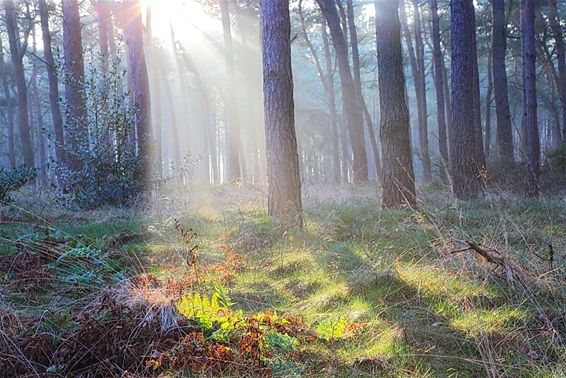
[0,0,565,376]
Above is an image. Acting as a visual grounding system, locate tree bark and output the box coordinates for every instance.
[492,0,514,162]
[399,1,432,183]
[30,24,47,185]
[317,0,368,183]
[347,0,382,181]
[470,8,486,169]
[145,5,162,179]
[0,37,15,168]
[220,0,242,181]
[116,0,152,184]
[375,0,416,208]
[548,0,566,143]
[430,0,449,183]
[38,0,65,166]
[261,0,303,229]
[94,1,111,78]
[450,0,484,199]
[160,65,182,173]
[62,0,87,171]
[521,0,540,197]
[298,1,341,185]
[485,49,494,160]
[4,0,34,168]
[539,36,563,147]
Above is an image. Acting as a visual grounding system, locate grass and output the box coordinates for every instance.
[0,184,564,377]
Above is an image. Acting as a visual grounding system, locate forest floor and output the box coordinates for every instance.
[0,183,565,377]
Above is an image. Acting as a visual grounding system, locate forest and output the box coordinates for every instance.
[0,0,564,376]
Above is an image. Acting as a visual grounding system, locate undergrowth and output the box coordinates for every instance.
[0,185,564,377]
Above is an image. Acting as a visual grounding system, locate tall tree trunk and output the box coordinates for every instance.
[412,0,432,182]
[298,1,341,184]
[95,0,113,150]
[521,0,540,197]
[220,0,242,181]
[430,0,449,183]
[161,66,182,172]
[62,0,87,171]
[470,8,485,169]
[317,0,368,183]
[145,6,162,179]
[200,82,217,183]
[548,0,566,144]
[38,0,65,166]
[347,0,382,181]
[167,24,192,174]
[450,0,484,199]
[442,51,452,135]
[485,49,494,160]
[30,24,47,185]
[321,22,341,185]
[399,1,432,183]
[209,93,220,183]
[261,0,303,229]
[539,36,563,148]
[94,1,111,77]
[376,0,416,208]
[492,0,515,162]
[4,0,34,168]
[116,0,152,184]
[0,37,16,168]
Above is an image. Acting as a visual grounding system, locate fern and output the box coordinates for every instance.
[315,316,348,341]
[213,284,234,308]
[176,291,241,334]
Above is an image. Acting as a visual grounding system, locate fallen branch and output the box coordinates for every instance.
[451,240,564,347]
[451,240,532,286]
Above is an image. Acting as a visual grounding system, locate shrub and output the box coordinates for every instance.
[541,145,566,193]
[56,54,145,209]
[0,165,36,203]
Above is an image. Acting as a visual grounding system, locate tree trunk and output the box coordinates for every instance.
[94,1,111,77]
[204,86,218,183]
[347,0,382,181]
[30,24,48,185]
[411,0,432,183]
[539,36,563,148]
[470,8,486,169]
[161,66,182,172]
[430,0,449,183]
[298,1,341,185]
[261,0,303,229]
[521,0,540,197]
[62,0,87,171]
[450,0,484,199]
[220,0,242,181]
[548,0,566,144]
[0,37,16,168]
[4,0,34,168]
[375,0,416,208]
[317,0,368,183]
[399,1,432,183]
[145,6,162,179]
[322,23,342,185]
[209,93,220,183]
[492,0,514,162]
[442,51,452,135]
[485,49,494,160]
[38,0,65,166]
[117,0,152,184]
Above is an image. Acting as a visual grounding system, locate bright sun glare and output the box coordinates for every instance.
[141,0,217,42]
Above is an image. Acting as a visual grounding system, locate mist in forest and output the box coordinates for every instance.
[1,1,565,377]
